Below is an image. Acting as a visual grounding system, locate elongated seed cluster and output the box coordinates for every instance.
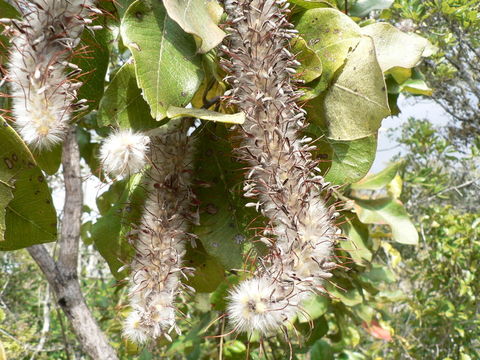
[123,122,196,344]
[4,0,100,148]
[222,0,341,334]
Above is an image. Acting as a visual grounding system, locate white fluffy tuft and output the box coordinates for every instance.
[123,121,195,343]
[6,0,98,148]
[100,130,150,177]
[227,277,297,335]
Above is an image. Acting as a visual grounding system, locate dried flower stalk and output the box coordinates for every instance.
[123,121,196,343]
[222,0,340,334]
[4,0,100,148]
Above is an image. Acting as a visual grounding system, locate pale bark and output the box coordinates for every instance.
[28,128,118,360]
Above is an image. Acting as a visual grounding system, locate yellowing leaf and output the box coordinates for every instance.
[166,106,245,124]
[295,8,363,98]
[361,23,431,72]
[318,36,390,141]
[163,0,226,54]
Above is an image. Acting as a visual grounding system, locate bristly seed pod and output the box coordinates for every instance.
[123,121,196,344]
[223,0,341,334]
[5,0,100,148]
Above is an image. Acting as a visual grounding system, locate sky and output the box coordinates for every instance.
[371,95,449,172]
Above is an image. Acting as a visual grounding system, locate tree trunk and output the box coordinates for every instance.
[28,128,119,360]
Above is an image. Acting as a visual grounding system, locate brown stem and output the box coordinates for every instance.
[28,128,118,360]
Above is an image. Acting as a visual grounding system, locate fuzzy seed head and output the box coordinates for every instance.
[223,0,341,334]
[123,121,196,343]
[6,0,98,148]
[228,277,297,334]
[100,130,149,177]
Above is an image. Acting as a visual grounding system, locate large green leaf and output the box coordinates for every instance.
[192,124,258,269]
[311,36,390,141]
[31,145,62,175]
[298,295,329,323]
[322,136,378,185]
[349,0,394,17]
[73,13,111,113]
[97,63,160,131]
[361,23,431,72]
[184,242,225,293]
[351,162,400,190]
[0,118,57,250]
[90,174,144,279]
[354,197,418,245]
[295,8,362,98]
[163,0,225,54]
[309,340,334,360]
[121,0,204,120]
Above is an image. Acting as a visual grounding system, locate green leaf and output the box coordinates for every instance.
[354,197,418,245]
[351,162,400,190]
[31,145,62,175]
[298,295,329,323]
[192,124,258,269]
[360,23,431,72]
[349,0,394,17]
[184,242,225,293]
[340,215,373,264]
[290,0,334,11]
[0,118,57,250]
[90,174,145,279]
[163,0,226,54]
[295,8,362,98]
[0,0,18,64]
[323,136,378,185]
[400,79,433,96]
[309,339,334,360]
[327,284,363,307]
[121,0,204,120]
[73,14,111,113]
[291,37,323,83]
[166,106,245,124]
[310,36,390,141]
[360,264,396,284]
[97,63,160,131]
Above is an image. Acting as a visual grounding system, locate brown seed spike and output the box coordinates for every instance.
[223,0,341,335]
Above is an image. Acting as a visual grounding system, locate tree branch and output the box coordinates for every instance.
[58,127,82,278]
[27,127,119,360]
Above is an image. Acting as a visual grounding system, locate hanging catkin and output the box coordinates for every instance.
[123,121,196,343]
[222,0,340,334]
[4,0,100,148]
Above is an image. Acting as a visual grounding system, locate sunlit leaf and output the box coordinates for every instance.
[354,197,419,245]
[310,36,390,141]
[166,106,245,124]
[121,0,204,120]
[361,23,431,72]
[163,0,225,54]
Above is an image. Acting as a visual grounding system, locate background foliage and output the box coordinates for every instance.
[0,0,478,359]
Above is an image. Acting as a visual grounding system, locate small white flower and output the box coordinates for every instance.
[227,277,297,334]
[100,129,150,177]
[123,310,148,344]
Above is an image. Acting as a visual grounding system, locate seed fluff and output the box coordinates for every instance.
[223,0,342,334]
